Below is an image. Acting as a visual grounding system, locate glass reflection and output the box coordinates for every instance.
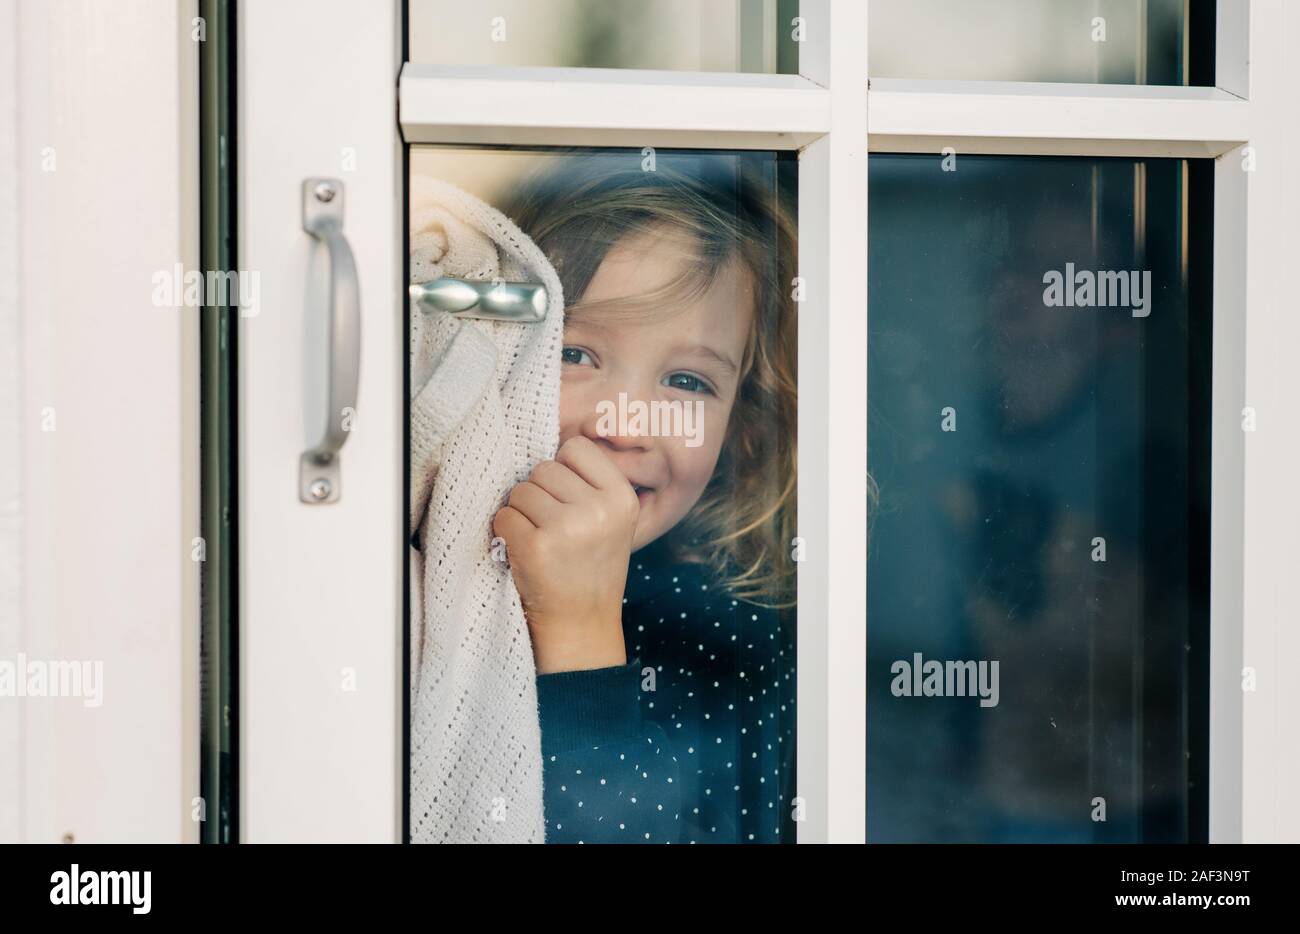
[869,0,1188,85]
[867,154,1209,842]
[410,0,801,74]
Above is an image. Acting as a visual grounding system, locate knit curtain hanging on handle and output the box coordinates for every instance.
[407,176,564,844]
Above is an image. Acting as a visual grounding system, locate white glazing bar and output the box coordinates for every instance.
[399,63,830,149]
[868,79,1249,158]
[797,0,868,845]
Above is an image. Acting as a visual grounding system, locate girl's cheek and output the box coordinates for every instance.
[557,398,579,442]
[666,425,727,496]
[558,418,586,446]
[556,376,592,443]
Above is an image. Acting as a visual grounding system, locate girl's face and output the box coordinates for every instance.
[558,226,755,552]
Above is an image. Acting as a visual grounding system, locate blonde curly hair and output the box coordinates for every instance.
[501,152,798,607]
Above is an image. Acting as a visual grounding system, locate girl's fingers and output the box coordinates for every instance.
[528,458,590,503]
[505,481,561,527]
[555,436,627,492]
[492,504,535,540]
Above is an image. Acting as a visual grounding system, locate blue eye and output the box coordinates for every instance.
[561,346,594,366]
[664,372,713,395]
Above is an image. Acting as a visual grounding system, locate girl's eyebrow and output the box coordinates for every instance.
[674,344,738,376]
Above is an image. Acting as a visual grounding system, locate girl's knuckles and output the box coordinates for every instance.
[529,460,561,484]
[612,487,639,517]
[559,435,594,456]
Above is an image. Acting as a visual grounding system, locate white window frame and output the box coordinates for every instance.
[236,0,1300,843]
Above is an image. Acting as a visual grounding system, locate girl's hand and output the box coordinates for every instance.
[493,436,639,674]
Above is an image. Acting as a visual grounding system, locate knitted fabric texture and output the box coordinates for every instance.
[408,176,564,844]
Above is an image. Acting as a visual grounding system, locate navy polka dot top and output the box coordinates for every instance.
[536,537,797,844]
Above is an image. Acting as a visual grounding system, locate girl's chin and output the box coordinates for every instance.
[631,512,669,553]
[631,492,700,553]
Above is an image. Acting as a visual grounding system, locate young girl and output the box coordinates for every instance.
[491,152,798,843]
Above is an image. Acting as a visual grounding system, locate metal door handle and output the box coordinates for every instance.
[300,178,360,504]
[409,276,547,322]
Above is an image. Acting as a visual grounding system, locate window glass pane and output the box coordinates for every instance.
[869,0,1190,85]
[867,154,1210,842]
[409,0,801,73]
[409,147,798,843]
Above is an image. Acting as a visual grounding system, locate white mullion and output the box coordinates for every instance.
[399,64,830,149]
[1217,0,1249,99]
[868,79,1249,158]
[797,0,868,846]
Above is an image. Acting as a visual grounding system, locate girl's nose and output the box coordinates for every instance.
[580,387,655,453]
[591,429,653,454]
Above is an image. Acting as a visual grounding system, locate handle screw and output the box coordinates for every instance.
[309,478,332,500]
[313,182,336,203]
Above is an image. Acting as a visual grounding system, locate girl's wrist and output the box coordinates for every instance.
[531,618,627,675]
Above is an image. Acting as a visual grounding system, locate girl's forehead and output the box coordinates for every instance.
[570,261,753,330]
[576,232,755,315]
[584,228,703,296]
